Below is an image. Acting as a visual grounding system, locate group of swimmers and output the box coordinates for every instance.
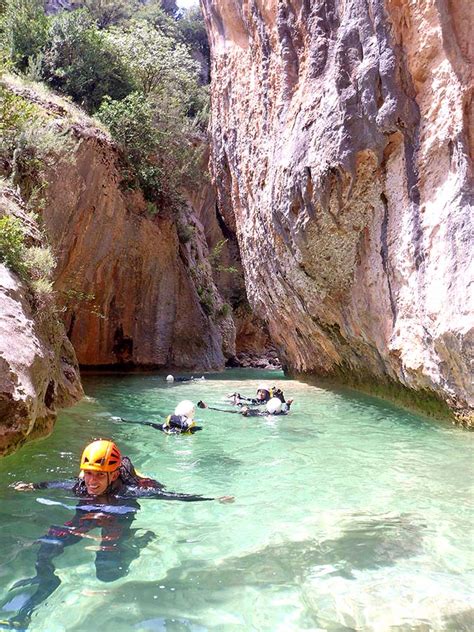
[1,379,293,628]
[140,380,295,434]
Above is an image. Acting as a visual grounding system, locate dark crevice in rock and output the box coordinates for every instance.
[44,380,55,409]
[113,325,133,364]
[403,131,424,270]
[277,2,300,98]
[379,192,397,326]
[67,311,76,341]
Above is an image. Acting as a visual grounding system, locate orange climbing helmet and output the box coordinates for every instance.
[80,440,122,473]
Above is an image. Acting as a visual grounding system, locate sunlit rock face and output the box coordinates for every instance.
[202,0,473,420]
[42,129,229,370]
[0,75,232,372]
[0,193,82,456]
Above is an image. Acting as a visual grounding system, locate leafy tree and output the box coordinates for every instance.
[0,0,49,71]
[97,92,156,170]
[41,9,135,112]
[97,89,204,208]
[76,0,139,29]
[133,0,178,38]
[176,5,210,83]
[106,19,208,123]
[106,21,200,99]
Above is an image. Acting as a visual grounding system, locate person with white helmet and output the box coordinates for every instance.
[162,400,197,434]
[117,400,202,434]
[227,383,289,407]
[165,375,206,383]
[198,396,293,417]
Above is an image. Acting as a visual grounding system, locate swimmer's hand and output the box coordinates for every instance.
[11,482,34,491]
[197,400,208,409]
[226,392,241,400]
[217,496,235,504]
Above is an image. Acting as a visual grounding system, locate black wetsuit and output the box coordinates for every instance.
[119,416,202,434]
[230,388,286,406]
[4,461,211,628]
[241,408,290,417]
[198,403,291,417]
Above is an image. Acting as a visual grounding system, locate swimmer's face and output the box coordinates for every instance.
[256,390,266,400]
[83,469,119,495]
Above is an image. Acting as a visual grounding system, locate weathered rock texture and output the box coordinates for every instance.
[187,155,279,367]
[202,0,473,421]
[2,78,233,370]
[0,189,82,456]
[48,139,232,370]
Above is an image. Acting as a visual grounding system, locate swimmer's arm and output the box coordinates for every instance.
[12,479,76,491]
[119,418,163,431]
[241,407,264,417]
[197,401,241,413]
[136,489,234,503]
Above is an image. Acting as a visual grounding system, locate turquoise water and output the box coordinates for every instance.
[0,369,473,631]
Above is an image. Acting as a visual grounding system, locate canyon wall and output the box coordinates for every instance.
[2,78,234,371]
[202,0,473,421]
[187,156,279,367]
[0,188,82,456]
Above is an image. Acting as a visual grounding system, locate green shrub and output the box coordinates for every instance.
[177,221,194,244]
[97,92,156,163]
[41,10,136,112]
[0,86,38,158]
[0,0,50,71]
[0,213,56,311]
[210,238,238,274]
[216,302,231,319]
[23,245,55,280]
[97,90,201,208]
[0,85,75,198]
[10,118,75,199]
[0,214,26,275]
[79,0,138,29]
[197,285,214,315]
[29,275,54,309]
[97,92,170,202]
[146,201,158,217]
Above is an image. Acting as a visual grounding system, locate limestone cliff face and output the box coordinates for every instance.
[43,130,230,370]
[0,190,82,456]
[0,89,231,371]
[187,152,279,367]
[202,0,473,420]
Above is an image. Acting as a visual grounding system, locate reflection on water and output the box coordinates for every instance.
[0,370,473,631]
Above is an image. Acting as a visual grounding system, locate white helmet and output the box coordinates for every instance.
[257,383,269,392]
[166,375,174,382]
[266,397,282,414]
[175,400,195,418]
